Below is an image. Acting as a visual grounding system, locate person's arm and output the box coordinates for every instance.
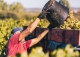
[29,29,49,47]
[19,18,40,41]
[19,12,47,41]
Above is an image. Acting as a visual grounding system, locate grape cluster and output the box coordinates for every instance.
[57,12,80,30]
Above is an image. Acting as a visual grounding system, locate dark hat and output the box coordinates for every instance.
[11,27,23,34]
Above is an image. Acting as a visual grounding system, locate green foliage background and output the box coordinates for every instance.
[0,0,80,57]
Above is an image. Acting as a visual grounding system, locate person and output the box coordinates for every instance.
[6,11,49,57]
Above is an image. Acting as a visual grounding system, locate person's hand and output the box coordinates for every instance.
[37,11,47,19]
[47,24,53,31]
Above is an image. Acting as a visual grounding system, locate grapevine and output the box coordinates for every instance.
[57,12,80,30]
